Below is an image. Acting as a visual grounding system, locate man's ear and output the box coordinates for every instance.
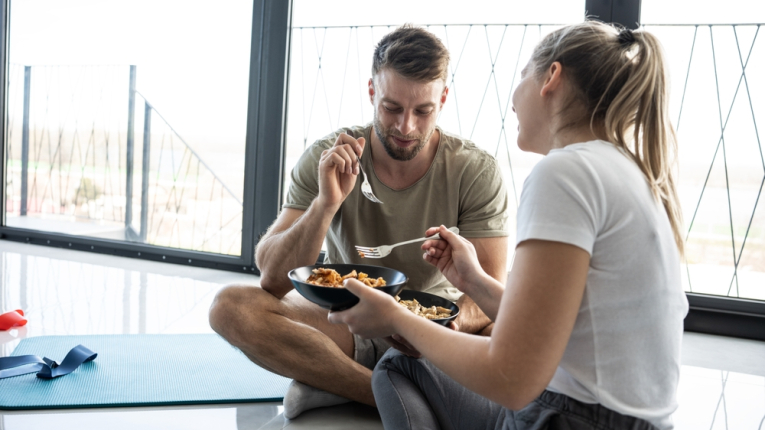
[540,61,563,97]
[440,85,449,107]
[368,78,375,104]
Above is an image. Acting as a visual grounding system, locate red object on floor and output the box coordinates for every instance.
[0,309,26,330]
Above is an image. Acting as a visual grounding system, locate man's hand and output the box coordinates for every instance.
[385,334,421,358]
[316,133,366,211]
[452,294,492,334]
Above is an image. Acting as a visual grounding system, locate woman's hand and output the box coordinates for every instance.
[422,225,486,295]
[327,278,406,339]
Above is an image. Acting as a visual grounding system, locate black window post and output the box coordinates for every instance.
[0,0,7,228]
[586,0,642,29]
[245,0,292,273]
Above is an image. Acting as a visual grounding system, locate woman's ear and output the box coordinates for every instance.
[540,61,563,97]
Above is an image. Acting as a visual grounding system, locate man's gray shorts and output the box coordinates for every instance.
[353,334,391,370]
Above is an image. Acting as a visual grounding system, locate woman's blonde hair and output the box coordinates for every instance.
[531,21,684,255]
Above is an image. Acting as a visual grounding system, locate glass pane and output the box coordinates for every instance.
[643,0,765,24]
[642,3,765,301]
[286,0,583,263]
[4,0,253,256]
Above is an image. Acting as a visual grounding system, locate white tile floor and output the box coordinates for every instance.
[1,240,764,429]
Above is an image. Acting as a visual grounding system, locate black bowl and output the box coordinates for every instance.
[289,264,408,311]
[397,290,460,326]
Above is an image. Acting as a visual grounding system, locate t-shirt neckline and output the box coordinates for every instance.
[549,139,610,153]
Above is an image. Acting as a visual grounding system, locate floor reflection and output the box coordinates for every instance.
[0,244,238,342]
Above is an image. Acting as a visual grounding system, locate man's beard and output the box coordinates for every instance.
[373,114,433,161]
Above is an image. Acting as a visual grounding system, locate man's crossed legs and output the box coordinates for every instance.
[208,284,389,419]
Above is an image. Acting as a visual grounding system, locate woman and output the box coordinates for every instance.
[329,21,688,430]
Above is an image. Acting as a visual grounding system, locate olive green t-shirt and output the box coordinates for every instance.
[284,124,509,302]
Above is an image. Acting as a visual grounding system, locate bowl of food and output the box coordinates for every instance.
[395,290,459,326]
[288,264,408,311]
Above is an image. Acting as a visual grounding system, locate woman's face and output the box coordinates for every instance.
[511,61,551,154]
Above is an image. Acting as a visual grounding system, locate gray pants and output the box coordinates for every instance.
[372,349,659,430]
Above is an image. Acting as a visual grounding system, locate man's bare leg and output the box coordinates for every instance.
[208,284,376,409]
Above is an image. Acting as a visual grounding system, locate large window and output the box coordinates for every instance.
[4,0,253,255]
[1,0,291,271]
[641,1,765,302]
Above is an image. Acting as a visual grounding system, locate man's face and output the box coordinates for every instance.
[369,69,448,161]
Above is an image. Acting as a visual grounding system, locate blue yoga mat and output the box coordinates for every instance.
[0,334,291,410]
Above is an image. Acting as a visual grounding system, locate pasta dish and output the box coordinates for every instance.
[306,268,387,288]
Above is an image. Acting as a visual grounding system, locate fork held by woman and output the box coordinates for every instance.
[355,227,460,259]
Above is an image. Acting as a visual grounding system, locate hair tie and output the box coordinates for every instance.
[617,28,636,48]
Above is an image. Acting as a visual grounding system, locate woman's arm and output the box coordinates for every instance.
[331,238,589,410]
[415,239,589,409]
[452,235,508,331]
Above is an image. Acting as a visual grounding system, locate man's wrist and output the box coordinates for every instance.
[312,195,342,218]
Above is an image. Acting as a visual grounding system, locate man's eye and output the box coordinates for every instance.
[383,105,400,112]
[417,110,433,116]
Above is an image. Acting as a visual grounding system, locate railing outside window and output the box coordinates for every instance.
[4,65,244,255]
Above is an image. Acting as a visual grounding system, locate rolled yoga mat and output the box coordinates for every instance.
[0,334,291,410]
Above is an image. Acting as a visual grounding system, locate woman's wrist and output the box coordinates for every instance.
[458,270,488,296]
[464,272,503,301]
[389,303,423,336]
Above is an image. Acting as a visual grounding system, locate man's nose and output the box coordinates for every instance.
[399,111,416,136]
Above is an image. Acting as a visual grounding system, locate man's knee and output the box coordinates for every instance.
[209,284,273,341]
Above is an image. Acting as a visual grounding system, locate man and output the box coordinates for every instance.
[209,24,509,419]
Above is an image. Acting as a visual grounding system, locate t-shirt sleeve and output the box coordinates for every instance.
[458,157,510,238]
[515,151,603,255]
[283,143,324,211]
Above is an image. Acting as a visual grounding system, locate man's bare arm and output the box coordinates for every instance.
[257,133,366,299]
[255,206,334,299]
[453,236,508,332]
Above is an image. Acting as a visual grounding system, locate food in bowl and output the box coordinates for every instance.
[306,267,386,288]
[289,264,407,311]
[395,295,453,319]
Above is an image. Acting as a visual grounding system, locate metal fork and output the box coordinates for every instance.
[355,227,460,259]
[358,155,383,204]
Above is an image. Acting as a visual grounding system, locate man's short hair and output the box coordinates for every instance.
[372,24,450,84]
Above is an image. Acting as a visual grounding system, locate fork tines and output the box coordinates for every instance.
[362,190,383,204]
[354,246,382,258]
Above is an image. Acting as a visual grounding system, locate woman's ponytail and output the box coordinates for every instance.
[531,22,685,255]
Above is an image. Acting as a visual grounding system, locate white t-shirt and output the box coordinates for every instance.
[516,140,688,430]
